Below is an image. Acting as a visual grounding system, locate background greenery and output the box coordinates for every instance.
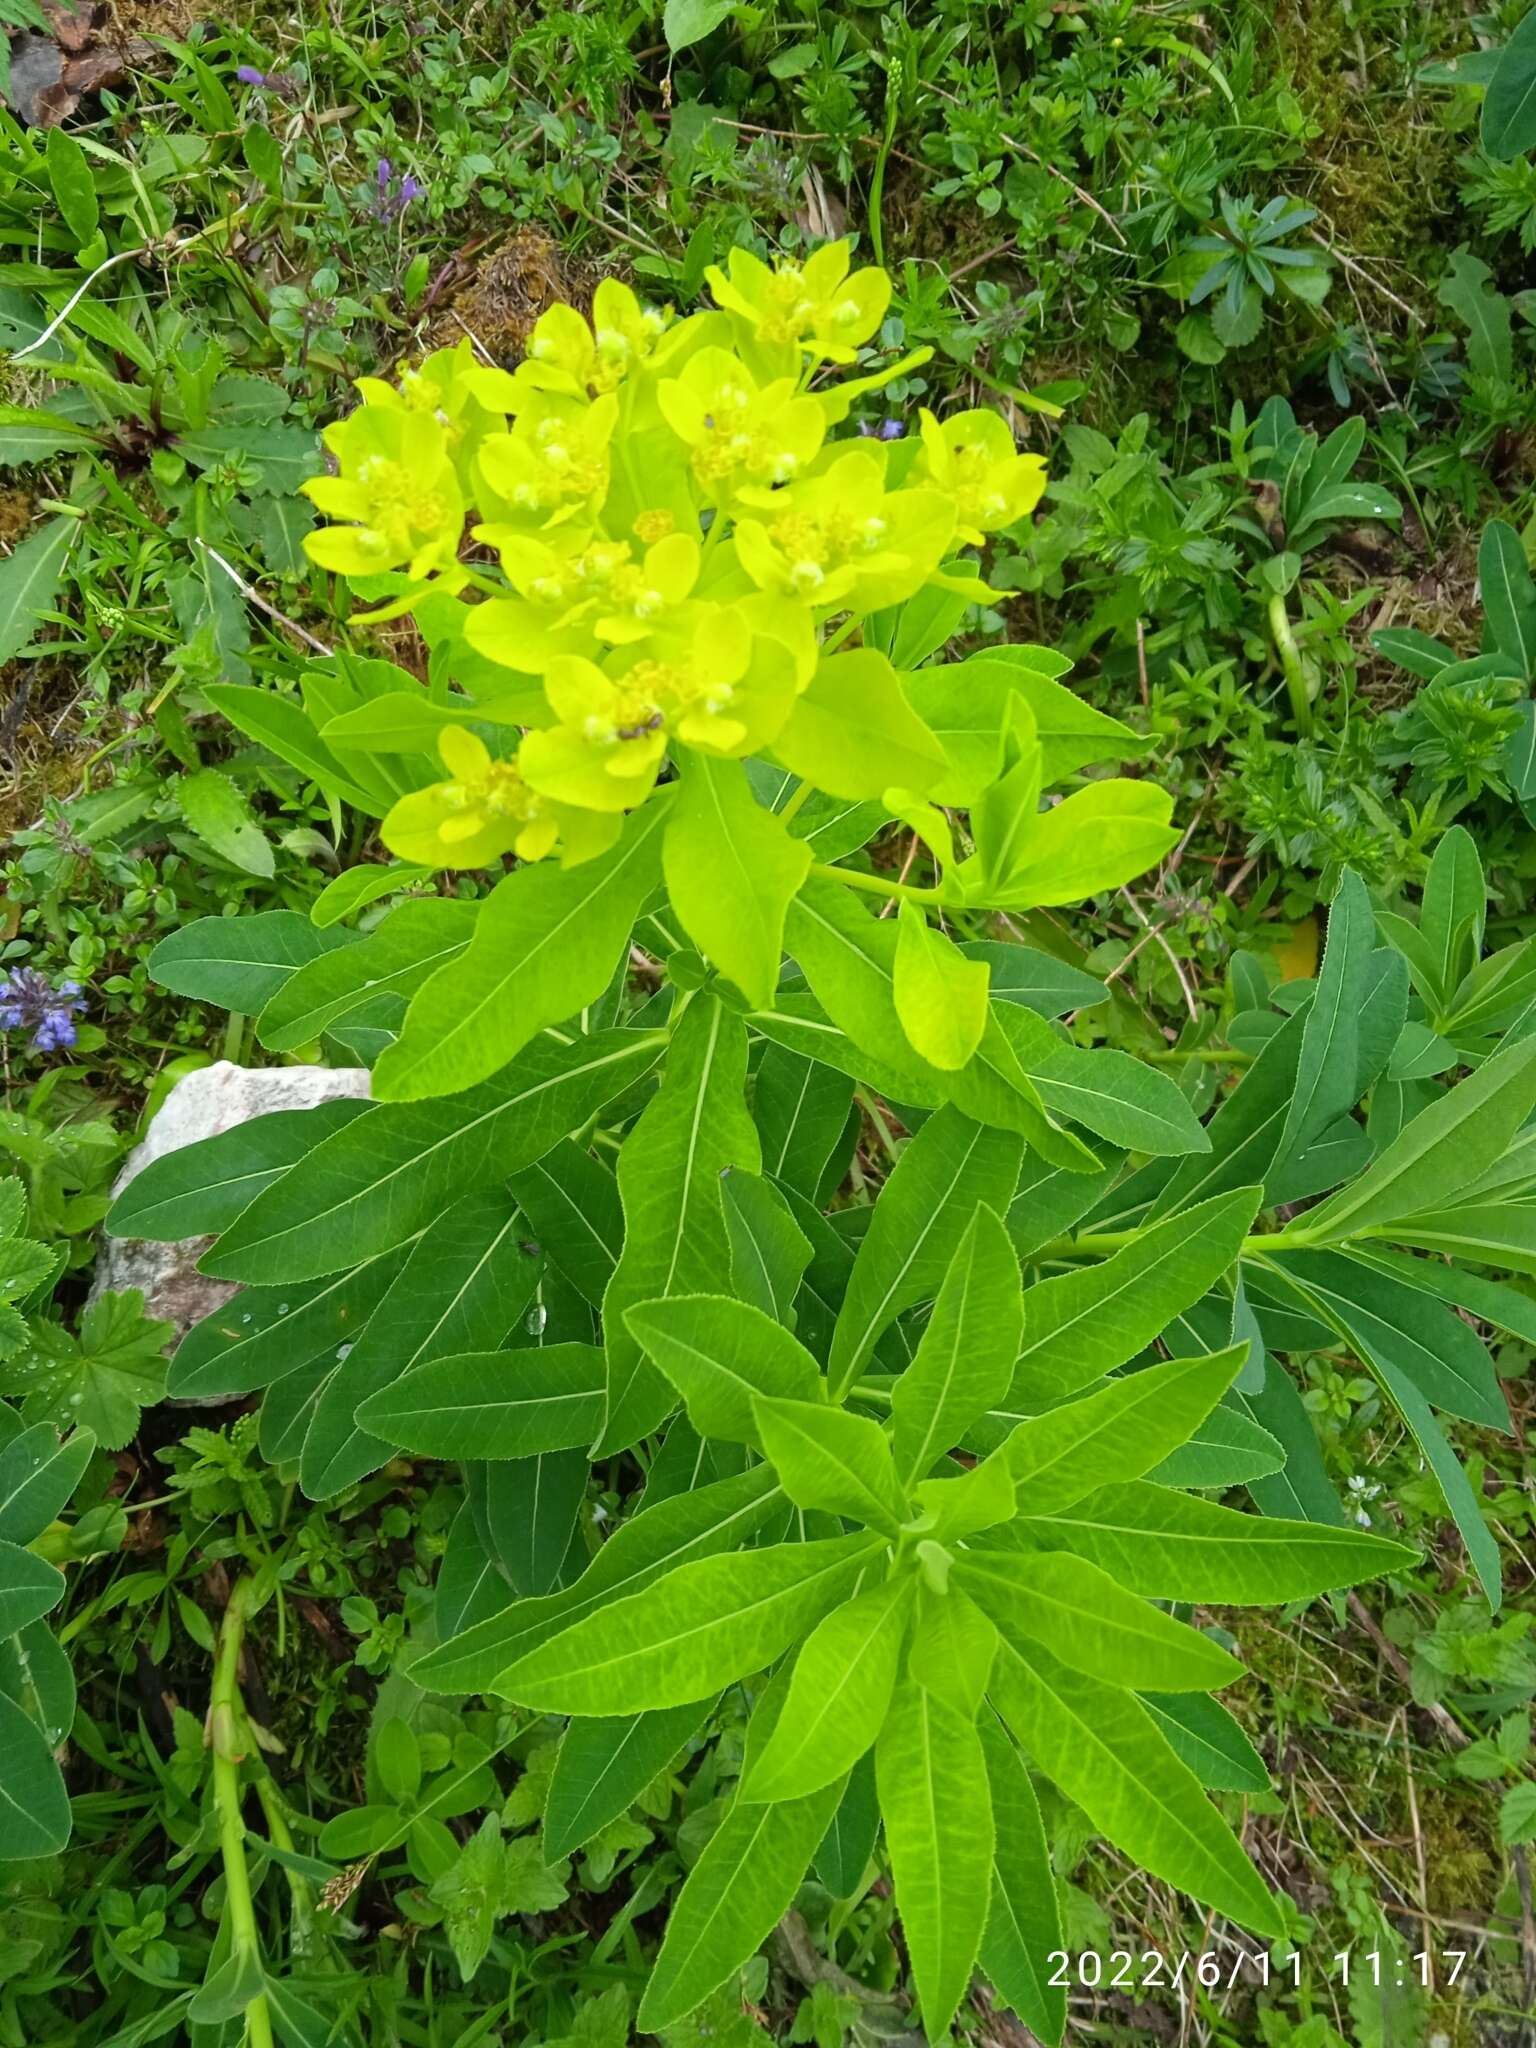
[3,0,1536,2043]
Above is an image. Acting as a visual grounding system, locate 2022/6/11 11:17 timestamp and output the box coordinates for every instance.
[1044,1949,1468,1993]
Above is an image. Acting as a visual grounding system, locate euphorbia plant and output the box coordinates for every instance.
[94,250,1494,2038]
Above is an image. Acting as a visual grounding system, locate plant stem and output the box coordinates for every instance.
[854,1087,902,1164]
[210,1578,275,2048]
[1267,589,1312,737]
[1033,1221,1319,1263]
[779,781,814,825]
[1143,1045,1253,1065]
[809,861,941,905]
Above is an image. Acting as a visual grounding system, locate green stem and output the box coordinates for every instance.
[778,781,814,826]
[1143,1045,1254,1066]
[1267,589,1312,737]
[1034,1221,1320,1263]
[853,1087,902,1164]
[211,1579,275,2048]
[868,97,898,270]
[809,861,941,906]
[820,612,862,655]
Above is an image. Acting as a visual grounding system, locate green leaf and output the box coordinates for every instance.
[771,649,949,801]
[907,1582,998,1719]
[893,905,990,1071]
[310,862,434,926]
[0,1422,94,1545]
[978,1712,1066,2046]
[722,1171,813,1321]
[960,939,1107,1017]
[1299,1035,1536,1240]
[507,1142,622,1307]
[662,0,741,58]
[1144,1403,1286,1490]
[204,683,390,815]
[474,1448,587,1598]
[638,1763,842,2030]
[624,1294,823,1447]
[1482,5,1536,157]
[0,1538,65,1634]
[1420,825,1486,1012]
[375,795,671,1100]
[828,1106,1023,1399]
[891,1204,1022,1485]
[0,516,75,666]
[150,910,352,1014]
[753,1396,907,1533]
[875,1676,994,2040]
[545,1702,713,1860]
[12,1292,170,1451]
[1275,869,1372,1172]
[1141,1692,1268,1795]
[664,753,809,1006]
[599,1000,761,1453]
[167,1251,403,1403]
[1009,1188,1261,1407]
[0,1687,72,1858]
[1026,1033,1211,1157]
[204,1029,662,1284]
[414,1464,785,1695]
[1000,1346,1248,1515]
[908,647,1138,800]
[988,1638,1282,1936]
[107,1099,369,1243]
[1009,1480,1417,1602]
[495,1533,879,1713]
[1365,1352,1503,1610]
[1478,519,1536,672]
[752,1045,855,1198]
[783,878,950,1099]
[174,770,274,878]
[1438,247,1513,381]
[1258,1249,1508,1429]
[985,781,1178,908]
[257,897,477,1050]
[354,1342,606,1459]
[960,1550,1242,1691]
[45,127,98,244]
[742,1573,913,1802]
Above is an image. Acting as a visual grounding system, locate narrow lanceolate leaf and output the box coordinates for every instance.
[815,1752,880,1897]
[506,1141,623,1306]
[743,1575,914,1803]
[1257,1249,1509,1430]
[1148,1008,1306,1219]
[752,1043,855,1198]
[599,999,761,1453]
[1368,1353,1503,1610]
[977,1713,1066,2047]
[892,1204,1022,1486]
[0,1688,72,1860]
[907,1584,998,1720]
[1008,1480,1417,1602]
[1001,1346,1245,1515]
[784,875,951,1098]
[876,1677,995,2042]
[722,1172,813,1321]
[1419,825,1486,1015]
[829,1105,1023,1399]
[1300,1036,1536,1239]
[256,896,478,1050]
[106,1099,369,1243]
[414,1463,785,1694]
[637,1772,845,2032]
[664,751,810,1005]
[1010,1188,1261,1407]
[988,1639,1282,1937]
[301,1187,540,1490]
[204,1029,662,1284]
[1478,518,1536,672]
[623,1295,823,1447]
[1274,868,1372,1171]
[959,1551,1242,1692]
[0,515,76,666]
[545,1702,713,1860]
[355,1342,607,1460]
[374,793,671,1099]
[494,1533,880,1714]
[753,1396,908,1533]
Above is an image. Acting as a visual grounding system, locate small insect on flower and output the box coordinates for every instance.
[0,967,86,1054]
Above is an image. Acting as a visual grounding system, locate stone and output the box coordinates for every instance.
[91,1062,371,1358]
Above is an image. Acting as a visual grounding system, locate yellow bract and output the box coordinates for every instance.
[299,245,1051,871]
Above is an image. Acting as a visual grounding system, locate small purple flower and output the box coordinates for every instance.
[372,159,425,221]
[0,968,85,1055]
[235,63,299,99]
[858,417,904,441]
[236,64,268,84]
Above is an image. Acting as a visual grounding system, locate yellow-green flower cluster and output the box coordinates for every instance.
[299,257,1048,869]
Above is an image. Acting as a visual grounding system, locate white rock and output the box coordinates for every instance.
[92,1062,372,1360]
